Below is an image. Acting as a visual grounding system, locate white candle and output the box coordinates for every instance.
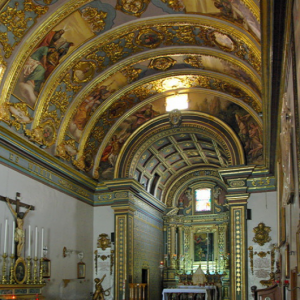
[35,227,38,257]
[4,219,7,253]
[28,225,31,257]
[41,228,44,258]
[12,221,15,255]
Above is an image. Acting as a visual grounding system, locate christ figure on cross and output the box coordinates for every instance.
[6,198,31,257]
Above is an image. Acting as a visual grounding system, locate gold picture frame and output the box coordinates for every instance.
[14,257,27,284]
[77,262,86,279]
[42,258,51,278]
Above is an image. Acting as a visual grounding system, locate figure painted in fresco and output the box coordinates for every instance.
[247,122,263,159]
[19,46,54,106]
[37,29,66,48]
[234,113,263,163]
[101,134,129,167]
[69,84,115,141]
[213,0,260,38]
[17,29,74,107]
[131,104,159,130]
[177,188,192,215]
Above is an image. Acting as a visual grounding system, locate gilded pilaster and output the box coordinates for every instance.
[112,200,136,300]
[226,194,249,300]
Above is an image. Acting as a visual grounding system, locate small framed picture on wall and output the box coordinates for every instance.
[77,262,86,279]
[42,258,51,278]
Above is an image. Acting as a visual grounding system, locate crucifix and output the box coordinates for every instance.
[0,193,35,257]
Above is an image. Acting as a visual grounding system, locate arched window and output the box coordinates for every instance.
[195,188,212,212]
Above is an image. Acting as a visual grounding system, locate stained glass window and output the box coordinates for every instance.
[195,188,211,212]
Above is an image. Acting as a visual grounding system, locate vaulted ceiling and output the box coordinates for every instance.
[0,0,270,201]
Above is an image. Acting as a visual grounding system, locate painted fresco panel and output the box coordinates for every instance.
[152,0,260,40]
[13,11,94,108]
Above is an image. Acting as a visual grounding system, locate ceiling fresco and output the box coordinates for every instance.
[0,0,264,197]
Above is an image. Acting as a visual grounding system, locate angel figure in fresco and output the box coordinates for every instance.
[6,198,31,257]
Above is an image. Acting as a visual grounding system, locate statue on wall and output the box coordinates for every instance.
[6,197,31,257]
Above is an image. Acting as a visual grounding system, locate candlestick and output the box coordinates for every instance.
[9,254,15,284]
[39,257,44,284]
[28,225,31,257]
[33,257,38,284]
[26,256,32,284]
[12,221,15,255]
[35,227,38,258]
[41,228,44,258]
[4,219,8,254]
[1,253,8,283]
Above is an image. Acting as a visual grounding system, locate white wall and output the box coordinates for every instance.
[0,163,94,300]
[247,191,278,299]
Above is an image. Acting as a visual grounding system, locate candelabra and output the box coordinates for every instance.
[9,254,15,284]
[1,253,8,284]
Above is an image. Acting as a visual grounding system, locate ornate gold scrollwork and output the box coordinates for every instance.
[97,233,111,251]
[248,246,253,275]
[81,7,107,33]
[0,1,48,58]
[121,66,142,83]
[184,55,204,68]
[148,57,176,71]
[56,139,77,161]
[169,109,182,128]
[253,222,271,246]
[254,251,270,258]
[116,0,150,17]
[25,120,56,147]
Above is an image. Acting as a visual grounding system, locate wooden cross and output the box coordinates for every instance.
[0,192,35,213]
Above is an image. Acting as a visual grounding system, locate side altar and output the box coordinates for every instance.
[0,194,46,299]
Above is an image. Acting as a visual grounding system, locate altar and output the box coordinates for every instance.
[162,286,217,300]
